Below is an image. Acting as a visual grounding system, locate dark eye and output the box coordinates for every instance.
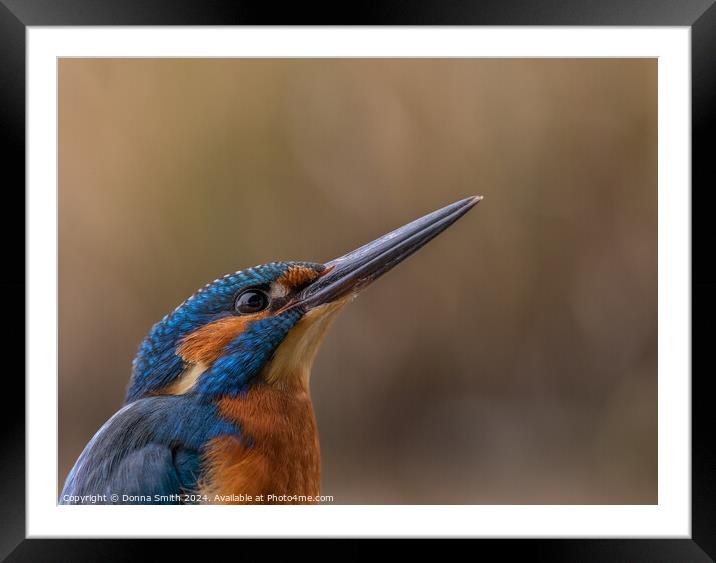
[235,289,270,314]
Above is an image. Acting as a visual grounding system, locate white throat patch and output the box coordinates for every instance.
[165,362,208,395]
[261,297,352,388]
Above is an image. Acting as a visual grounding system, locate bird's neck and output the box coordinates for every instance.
[201,381,321,503]
[259,299,347,390]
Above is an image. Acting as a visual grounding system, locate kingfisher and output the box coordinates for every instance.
[60,196,481,504]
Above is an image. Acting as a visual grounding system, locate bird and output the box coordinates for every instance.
[60,196,482,505]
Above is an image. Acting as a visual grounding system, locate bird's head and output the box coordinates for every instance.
[125,196,481,403]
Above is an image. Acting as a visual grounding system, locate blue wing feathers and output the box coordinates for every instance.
[60,394,239,504]
[106,444,182,503]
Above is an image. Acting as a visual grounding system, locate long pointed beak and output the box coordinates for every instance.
[298,196,482,310]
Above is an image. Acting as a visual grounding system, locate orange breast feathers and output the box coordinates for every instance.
[198,382,321,504]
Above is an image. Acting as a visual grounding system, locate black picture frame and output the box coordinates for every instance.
[3,1,713,560]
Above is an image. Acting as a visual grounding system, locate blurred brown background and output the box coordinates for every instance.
[59,59,657,504]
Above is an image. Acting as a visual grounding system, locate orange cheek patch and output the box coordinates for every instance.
[318,264,335,277]
[276,266,320,289]
[177,313,268,364]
